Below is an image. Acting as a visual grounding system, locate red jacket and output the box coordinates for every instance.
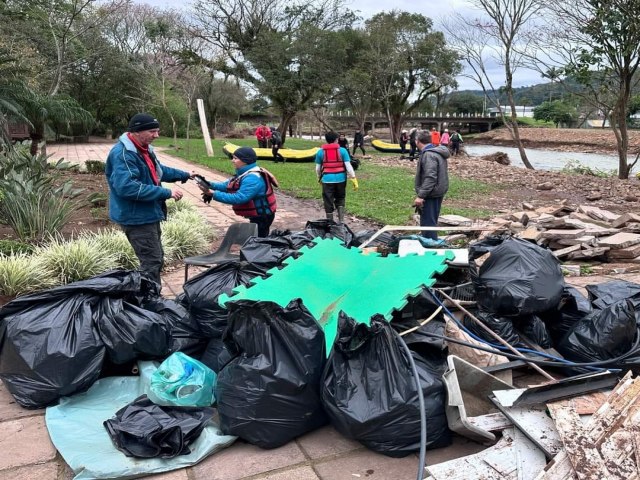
[255,126,272,141]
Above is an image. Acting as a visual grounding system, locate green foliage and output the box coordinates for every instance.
[85,160,106,174]
[161,219,210,262]
[0,254,57,297]
[37,236,119,284]
[88,192,108,208]
[84,229,139,270]
[533,101,577,127]
[561,160,616,178]
[0,148,82,242]
[0,239,35,256]
[169,208,216,242]
[444,92,485,114]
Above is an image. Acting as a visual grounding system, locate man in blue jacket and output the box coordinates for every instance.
[105,113,193,286]
[197,146,278,237]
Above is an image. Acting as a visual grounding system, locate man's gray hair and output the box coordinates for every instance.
[416,130,431,145]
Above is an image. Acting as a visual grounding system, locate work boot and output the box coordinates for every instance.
[326,211,334,222]
[337,207,345,224]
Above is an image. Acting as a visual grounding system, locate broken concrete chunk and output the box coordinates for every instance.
[556,235,597,247]
[566,247,610,260]
[518,226,542,242]
[438,214,473,226]
[597,232,640,249]
[606,243,640,259]
[553,244,582,258]
[612,213,640,228]
[577,205,619,223]
[540,229,586,240]
[568,211,612,228]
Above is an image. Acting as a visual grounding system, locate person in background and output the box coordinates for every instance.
[450,129,464,156]
[316,131,358,224]
[255,123,271,148]
[409,127,418,159]
[197,147,278,237]
[106,113,193,286]
[440,128,450,149]
[338,132,350,151]
[352,129,366,156]
[270,128,284,163]
[399,129,409,154]
[414,130,450,241]
[430,127,441,146]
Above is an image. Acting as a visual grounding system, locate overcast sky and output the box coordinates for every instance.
[135,0,546,91]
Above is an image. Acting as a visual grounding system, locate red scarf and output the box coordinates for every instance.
[127,133,159,185]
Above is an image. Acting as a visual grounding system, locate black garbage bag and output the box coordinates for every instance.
[0,270,145,408]
[239,236,297,268]
[104,395,214,459]
[216,299,327,448]
[542,286,593,346]
[462,308,520,346]
[556,299,637,363]
[352,230,397,249]
[180,261,267,338]
[304,219,355,246]
[271,229,317,249]
[586,280,640,311]
[391,289,447,355]
[142,297,208,357]
[321,313,451,457]
[95,298,171,365]
[199,337,233,374]
[469,236,564,316]
[514,315,553,349]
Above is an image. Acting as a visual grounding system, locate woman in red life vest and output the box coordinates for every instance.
[315,131,358,224]
[197,147,278,237]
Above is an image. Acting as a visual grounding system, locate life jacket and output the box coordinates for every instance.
[321,143,346,174]
[228,167,278,217]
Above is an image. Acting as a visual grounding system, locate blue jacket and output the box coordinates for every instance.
[105,133,190,225]
[209,164,274,214]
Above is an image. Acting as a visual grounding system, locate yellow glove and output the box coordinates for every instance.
[350,178,359,191]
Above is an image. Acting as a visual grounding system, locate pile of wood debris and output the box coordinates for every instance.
[439,204,640,268]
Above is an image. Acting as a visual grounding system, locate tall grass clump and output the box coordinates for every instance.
[0,254,57,296]
[169,209,216,242]
[84,229,139,270]
[166,198,197,215]
[162,219,210,262]
[38,236,119,284]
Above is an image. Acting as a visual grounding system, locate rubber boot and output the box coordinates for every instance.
[337,207,345,224]
[326,211,334,222]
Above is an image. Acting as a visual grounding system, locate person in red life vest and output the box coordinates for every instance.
[255,123,272,148]
[196,147,278,237]
[105,113,194,286]
[430,127,441,146]
[315,131,358,224]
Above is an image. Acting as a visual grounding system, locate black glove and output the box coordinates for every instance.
[202,192,213,204]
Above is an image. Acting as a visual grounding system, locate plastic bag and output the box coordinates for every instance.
[557,299,637,363]
[586,280,640,311]
[462,308,520,346]
[180,261,267,338]
[239,236,296,268]
[542,286,593,346]
[216,299,327,448]
[469,236,564,316]
[149,352,216,407]
[304,219,355,246]
[321,313,450,457]
[352,229,398,249]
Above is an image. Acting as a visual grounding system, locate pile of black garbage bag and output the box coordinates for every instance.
[463,236,640,370]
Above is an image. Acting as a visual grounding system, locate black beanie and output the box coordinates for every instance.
[233,146,257,164]
[128,113,160,132]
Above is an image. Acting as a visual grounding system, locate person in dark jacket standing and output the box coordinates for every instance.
[399,129,409,154]
[409,128,418,159]
[197,147,278,237]
[414,130,450,241]
[105,113,193,286]
[352,129,366,156]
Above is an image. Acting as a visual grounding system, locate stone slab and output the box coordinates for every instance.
[553,244,582,258]
[255,466,319,480]
[598,232,640,249]
[438,214,473,226]
[0,461,59,480]
[314,449,420,480]
[0,381,43,422]
[518,226,542,241]
[556,236,597,247]
[612,212,640,228]
[607,243,640,259]
[567,247,610,260]
[0,416,56,471]
[191,440,306,480]
[569,212,612,228]
[540,229,585,240]
[296,425,363,459]
[146,469,191,479]
[578,205,619,223]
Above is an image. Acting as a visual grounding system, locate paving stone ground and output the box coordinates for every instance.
[0,141,638,479]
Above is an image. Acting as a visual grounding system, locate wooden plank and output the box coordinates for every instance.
[547,402,611,480]
[534,451,576,480]
[468,412,513,432]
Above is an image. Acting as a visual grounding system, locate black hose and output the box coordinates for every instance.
[393,329,427,480]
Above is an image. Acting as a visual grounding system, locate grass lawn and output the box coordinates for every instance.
[155,136,496,225]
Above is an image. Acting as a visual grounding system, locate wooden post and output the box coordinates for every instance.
[196,98,214,157]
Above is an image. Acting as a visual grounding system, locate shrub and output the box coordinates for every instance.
[38,236,119,284]
[166,198,196,215]
[169,209,216,241]
[90,207,109,221]
[561,160,616,178]
[0,148,82,242]
[84,229,139,270]
[0,254,57,296]
[85,160,106,174]
[0,239,35,256]
[162,218,210,262]
[87,192,108,207]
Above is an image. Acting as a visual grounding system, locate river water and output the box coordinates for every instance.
[465,144,639,175]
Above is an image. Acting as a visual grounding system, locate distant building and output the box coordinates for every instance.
[487,106,536,118]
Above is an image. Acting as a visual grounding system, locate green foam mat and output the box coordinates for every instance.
[220,237,453,352]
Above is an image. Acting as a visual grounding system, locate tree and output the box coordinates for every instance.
[444,0,543,170]
[533,100,576,127]
[190,0,357,141]
[445,92,485,114]
[536,0,640,178]
[203,77,248,135]
[365,11,461,141]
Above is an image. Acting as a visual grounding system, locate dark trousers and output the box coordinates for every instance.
[249,213,275,237]
[321,181,347,213]
[258,139,268,148]
[121,222,163,286]
[409,141,417,158]
[451,143,460,156]
[272,145,284,162]
[352,144,365,155]
[400,141,407,154]
[419,197,444,240]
